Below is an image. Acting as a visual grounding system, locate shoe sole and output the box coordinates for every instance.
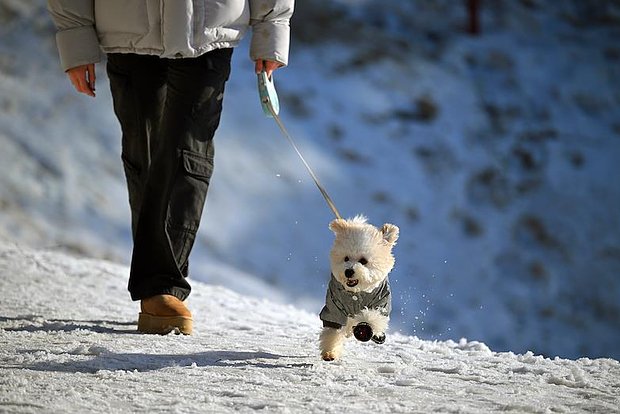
[137,312,193,335]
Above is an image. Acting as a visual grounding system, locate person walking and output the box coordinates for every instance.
[47,0,294,335]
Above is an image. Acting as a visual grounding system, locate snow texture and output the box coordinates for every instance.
[1,0,620,362]
[1,242,619,413]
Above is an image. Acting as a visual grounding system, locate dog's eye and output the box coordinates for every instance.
[359,257,368,265]
[344,256,350,262]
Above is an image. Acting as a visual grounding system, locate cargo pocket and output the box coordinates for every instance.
[168,148,213,229]
[166,149,214,270]
[182,149,213,184]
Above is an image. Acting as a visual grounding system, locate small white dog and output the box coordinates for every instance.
[319,215,399,361]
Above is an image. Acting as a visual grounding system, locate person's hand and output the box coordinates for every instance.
[255,60,283,79]
[66,63,96,97]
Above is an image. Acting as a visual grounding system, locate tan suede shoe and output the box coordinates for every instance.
[138,294,193,335]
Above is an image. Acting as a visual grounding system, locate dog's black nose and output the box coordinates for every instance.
[345,268,355,278]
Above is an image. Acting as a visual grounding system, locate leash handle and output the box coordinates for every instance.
[258,70,280,117]
[257,71,342,220]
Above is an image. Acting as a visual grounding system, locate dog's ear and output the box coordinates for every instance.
[329,219,349,234]
[381,223,399,246]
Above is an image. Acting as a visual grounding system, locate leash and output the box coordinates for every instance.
[258,70,342,220]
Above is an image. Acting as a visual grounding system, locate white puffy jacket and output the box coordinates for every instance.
[47,0,294,71]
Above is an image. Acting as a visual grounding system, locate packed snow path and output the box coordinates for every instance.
[1,243,618,413]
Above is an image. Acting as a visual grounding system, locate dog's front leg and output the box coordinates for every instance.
[353,309,389,343]
[319,326,345,361]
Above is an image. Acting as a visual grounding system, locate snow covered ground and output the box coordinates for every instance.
[1,242,619,413]
[1,1,619,361]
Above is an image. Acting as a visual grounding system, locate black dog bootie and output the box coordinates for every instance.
[353,322,386,344]
[353,322,373,342]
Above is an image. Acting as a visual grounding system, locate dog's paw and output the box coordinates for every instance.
[353,322,373,342]
[371,333,386,344]
[321,351,337,361]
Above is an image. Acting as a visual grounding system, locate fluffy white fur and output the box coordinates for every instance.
[320,309,390,361]
[319,327,346,361]
[320,215,399,361]
[329,215,398,294]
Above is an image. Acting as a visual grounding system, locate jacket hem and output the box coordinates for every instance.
[100,41,240,59]
[321,320,343,329]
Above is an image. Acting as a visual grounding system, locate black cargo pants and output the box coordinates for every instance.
[106,48,233,301]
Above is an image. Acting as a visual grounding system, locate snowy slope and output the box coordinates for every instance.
[1,242,619,413]
[1,1,620,360]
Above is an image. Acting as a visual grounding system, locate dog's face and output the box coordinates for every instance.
[329,215,399,293]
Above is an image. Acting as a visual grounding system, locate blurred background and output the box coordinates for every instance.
[1,0,619,360]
